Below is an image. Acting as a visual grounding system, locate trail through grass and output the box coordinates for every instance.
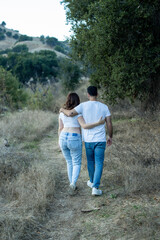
[0,110,160,240]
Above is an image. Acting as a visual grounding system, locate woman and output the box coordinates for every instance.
[58,93,104,192]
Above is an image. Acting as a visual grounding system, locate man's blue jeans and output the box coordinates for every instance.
[85,142,106,188]
[59,132,82,186]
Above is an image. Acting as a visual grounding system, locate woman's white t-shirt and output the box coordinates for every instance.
[59,112,81,128]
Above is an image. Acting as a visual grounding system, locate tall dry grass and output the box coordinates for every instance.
[0,109,57,142]
[0,110,57,240]
[81,114,160,239]
[102,118,160,194]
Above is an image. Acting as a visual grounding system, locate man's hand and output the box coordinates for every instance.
[59,108,64,113]
[59,108,78,117]
[107,137,112,146]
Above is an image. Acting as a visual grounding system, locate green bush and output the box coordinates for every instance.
[0,67,28,109]
[26,84,56,111]
[0,32,5,40]
[40,35,45,44]
[59,58,81,92]
[54,45,65,54]
[12,44,28,53]
[1,21,6,27]
[6,31,12,37]
[0,50,58,84]
[13,34,19,40]
[18,35,33,42]
[46,36,58,47]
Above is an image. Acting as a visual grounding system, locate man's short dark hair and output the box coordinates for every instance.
[87,86,98,96]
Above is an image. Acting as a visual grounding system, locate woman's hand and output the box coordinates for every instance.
[97,117,105,125]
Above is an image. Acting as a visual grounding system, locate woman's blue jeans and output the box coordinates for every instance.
[85,142,106,188]
[59,132,82,186]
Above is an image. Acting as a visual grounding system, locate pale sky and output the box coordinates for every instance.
[0,0,72,41]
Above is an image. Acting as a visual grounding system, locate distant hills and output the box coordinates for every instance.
[0,22,69,57]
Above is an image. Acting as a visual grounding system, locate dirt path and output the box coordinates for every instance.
[39,131,106,240]
[38,129,160,240]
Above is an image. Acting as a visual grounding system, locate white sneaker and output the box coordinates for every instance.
[92,187,102,196]
[87,180,93,188]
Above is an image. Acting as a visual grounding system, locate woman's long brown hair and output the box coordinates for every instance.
[64,93,80,110]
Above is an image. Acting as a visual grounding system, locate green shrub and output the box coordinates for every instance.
[12,44,28,53]
[54,45,65,54]
[0,32,5,40]
[6,31,12,37]
[26,84,57,111]
[40,35,45,44]
[0,67,28,109]
[13,34,19,40]
[59,58,81,92]
[46,36,58,47]
[18,35,33,42]
[1,21,6,27]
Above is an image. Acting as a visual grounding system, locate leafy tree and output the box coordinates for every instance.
[0,32,5,40]
[46,36,59,47]
[0,55,8,66]
[62,0,160,108]
[40,35,45,44]
[1,21,6,27]
[4,50,58,84]
[12,44,29,53]
[0,67,28,108]
[59,58,81,92]
[18,35,33,42]
[6,31,12,37]
[13,33,19,40]
[54,45,65,54]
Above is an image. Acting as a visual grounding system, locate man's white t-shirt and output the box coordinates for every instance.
[75,101,111,142]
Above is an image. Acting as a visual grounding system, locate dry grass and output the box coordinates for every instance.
[0,110,57,240]
[6,162,55,214]
[0,103,160,239]
[81,116,160,239]
[104,118,160,194]
[0,109,57,142]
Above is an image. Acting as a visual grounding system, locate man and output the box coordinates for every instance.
[60,86,113,196]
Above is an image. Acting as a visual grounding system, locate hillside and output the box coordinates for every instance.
[0,23,69,58]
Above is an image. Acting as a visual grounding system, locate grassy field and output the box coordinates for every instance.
[0,106,159,240]
[0,110,58,240]
[80,115,160,239]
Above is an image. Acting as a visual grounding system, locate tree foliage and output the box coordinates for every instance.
[13,33,19,40]
[0,50,58,84]
[0,67,27,108]
[62,0,160,107]
[1,21,6,27]
[18,35,33,42]
[59,58,81,92]
[6,31,12,37]
[46,36,59,47]
[0,32,5,40]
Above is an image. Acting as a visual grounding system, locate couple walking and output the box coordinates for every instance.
[58,86,113,196]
